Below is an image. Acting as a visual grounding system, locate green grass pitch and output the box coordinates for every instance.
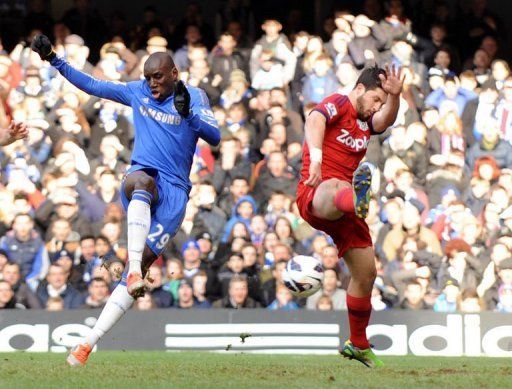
[1,352,511,388]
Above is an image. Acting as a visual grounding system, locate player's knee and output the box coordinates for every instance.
[133,175,156,193]
[352,268,377,287]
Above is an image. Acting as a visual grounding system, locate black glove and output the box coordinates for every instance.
[31,34,55,61]
[174,80,191,118]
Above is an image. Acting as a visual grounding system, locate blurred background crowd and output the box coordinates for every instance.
[0,0,512,314]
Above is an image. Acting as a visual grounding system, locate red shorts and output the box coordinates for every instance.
[296,182,373,257]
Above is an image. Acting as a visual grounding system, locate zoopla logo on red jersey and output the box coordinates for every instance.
[336,129,369,151]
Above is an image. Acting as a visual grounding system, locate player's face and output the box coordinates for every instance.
[144,54,179,102]
[356,87,387,121]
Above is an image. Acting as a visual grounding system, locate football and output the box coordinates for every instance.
[282,255,324,297]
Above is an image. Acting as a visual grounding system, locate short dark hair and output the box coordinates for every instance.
[355,65,386,91]
[80,235,96,243]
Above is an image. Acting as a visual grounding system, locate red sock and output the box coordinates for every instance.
[346,294,372,349]
[333,187,355,213]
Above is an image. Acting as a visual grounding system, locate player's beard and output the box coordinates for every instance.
[356,95,372,121]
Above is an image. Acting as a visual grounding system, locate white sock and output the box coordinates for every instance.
[85,284,134,347]
[127,192,152,275]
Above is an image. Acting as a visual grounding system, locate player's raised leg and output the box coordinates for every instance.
[311,161,373,221]
[340,246,383,368]
[123,171,159,298]
[67,245,158,366]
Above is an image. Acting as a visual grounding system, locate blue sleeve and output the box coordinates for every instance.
[186,87,221,146]
[50,56,133,106]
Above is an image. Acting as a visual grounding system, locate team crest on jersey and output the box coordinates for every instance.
[325,102,337,119]
[357,119,369,131]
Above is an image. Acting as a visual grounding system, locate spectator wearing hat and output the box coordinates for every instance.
[1,262,41,308]
[36,263,82,309]
[210,32,249,90]
[213,274,260,308]
[82,277,110,309]
[175,278,211,309]
[181,240,203,279]
[433,277,461,312]
[221,195,257,243]
[218,69,253,110]
[0,213,49,291]
[52,248,86,292]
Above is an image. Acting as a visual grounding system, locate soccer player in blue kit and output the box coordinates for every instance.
[31,35,221,365]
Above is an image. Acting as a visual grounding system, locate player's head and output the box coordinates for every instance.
[353,65,388,121]
[143,52,179,102]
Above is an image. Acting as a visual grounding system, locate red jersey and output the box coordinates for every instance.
[300,94,375,183]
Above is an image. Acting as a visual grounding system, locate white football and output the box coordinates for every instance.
[282,255,324,297]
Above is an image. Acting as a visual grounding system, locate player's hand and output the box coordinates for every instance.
[379,65,405,96]
[304,161,322,187]
[174,80,191,118]
[30,34,55,61]
[8,121,28,142]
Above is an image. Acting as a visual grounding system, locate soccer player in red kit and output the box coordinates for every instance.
[296,65,404,367]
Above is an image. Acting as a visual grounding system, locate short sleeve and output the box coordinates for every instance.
[311,94,348,125]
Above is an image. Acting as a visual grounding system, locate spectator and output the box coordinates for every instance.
[316,294,334,311]
[134,293,155,310]
[433,278,460,312]
[46,296,65,311]
[210,32,248,90]
[175,278,210,309]
[0,280,25,309]
[163,258,184,301]
[306,269,347,310]
[267,284,299,310]
[213,274,260,308]
[36,263,83,309]
[82,277,110,309]
[146,265,173,308]
[400,280,429,309]
[0,213,49,290]
[1,262,41,308]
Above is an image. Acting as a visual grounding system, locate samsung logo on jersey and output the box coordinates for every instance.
[336,129,369,151]
[139,106,182,125]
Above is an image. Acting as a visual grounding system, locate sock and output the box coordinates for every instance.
[346,293,372,349]
[127,189,152,275]
[85,283,134,347]
[334,187,355,213]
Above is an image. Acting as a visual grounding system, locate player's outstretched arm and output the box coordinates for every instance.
[304,111,326,187]
[175,81,221,146]
[0,121,28,146]
[371,64,405,133]
[31,35,132,106]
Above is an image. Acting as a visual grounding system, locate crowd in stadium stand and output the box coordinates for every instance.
[0,0,512,313]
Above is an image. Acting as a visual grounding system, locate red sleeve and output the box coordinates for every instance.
[311,94,348,126]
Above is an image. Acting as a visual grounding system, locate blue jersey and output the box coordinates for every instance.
[50,56,220,193]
